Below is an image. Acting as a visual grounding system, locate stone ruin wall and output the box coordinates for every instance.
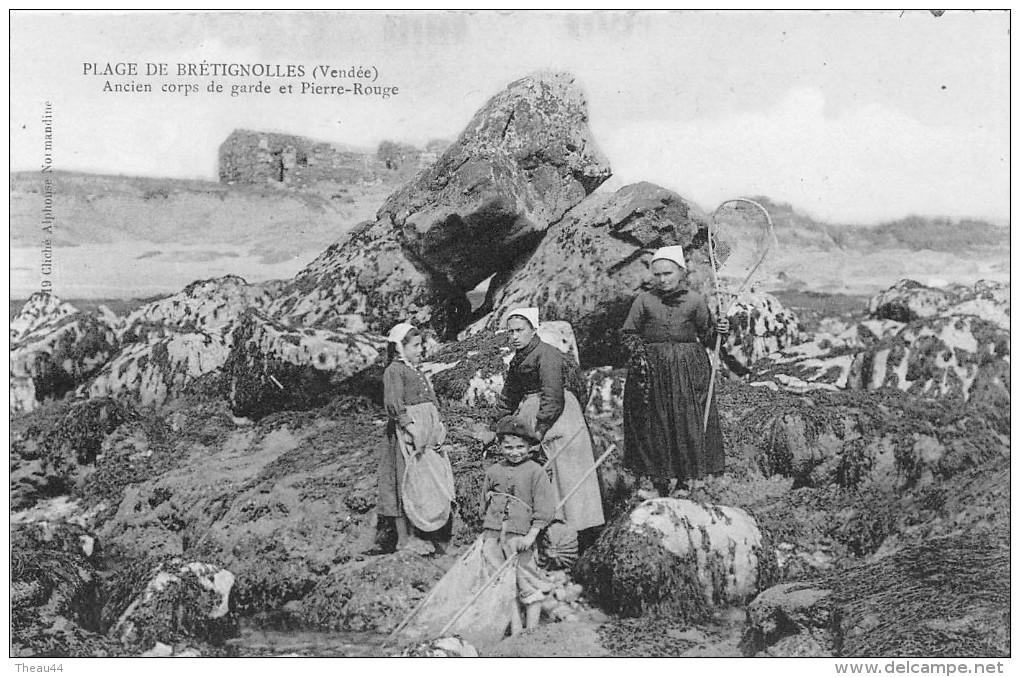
[218,129,441,190]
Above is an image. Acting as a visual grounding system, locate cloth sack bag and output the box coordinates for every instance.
[399,401,455,532]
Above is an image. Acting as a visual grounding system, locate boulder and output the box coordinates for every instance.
[223,310,384,419]
[722,290,804,371]
[267,221,470,337]
[868,279,954,322]
[575,498,776,619]
[110,559,238,651]
[742,583,837,657]
[477,182,726,366]
[120,275,273,344]
[11,302,120,414]
[846,314,1009,403]
[81,333,230,406]
[379,70,610,291]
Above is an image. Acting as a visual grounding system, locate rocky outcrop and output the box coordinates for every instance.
[110,559,238,651]
[846,315,1009,404]
[380,71,610,292]
[10,292,79,343]
[82,333,230,406]
[575,498,776,619]
[11,296,121,414]
[476,182,726,366]
[750,319,904,393]
[742,583,837,657]
[224,311,384,419]
[267,221,470,336]
[120,275,273,343]
[868,279,954,322]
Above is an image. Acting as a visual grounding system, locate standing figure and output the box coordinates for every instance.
[378,322,448,555]
[481,416,558,633]
[621,246,730,498]
[497,308,605,536]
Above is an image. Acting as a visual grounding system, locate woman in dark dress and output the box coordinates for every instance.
[621,246,729,498]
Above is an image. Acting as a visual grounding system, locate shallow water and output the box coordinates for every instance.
[229,626,391,657]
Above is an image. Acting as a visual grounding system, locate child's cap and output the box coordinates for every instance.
[494,416,540,445]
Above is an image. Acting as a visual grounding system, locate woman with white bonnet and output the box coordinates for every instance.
[377,322,450,555]
[621,245,729,498]
[496,307,605,542]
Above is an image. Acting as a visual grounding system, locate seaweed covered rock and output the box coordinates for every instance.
[11,299,121,414]
[28,398,137,493]
[10,292,79,343]
[478,182,726,366]
[721,290,804,371]
[742,583,837,657]
[224,310,384,419]
[81,332,230,407]
[11,524,104,633]
[727,385,1007,492]
[299,553,446,633]
[751,319,903,393]
[575,498,775,619]
[830,527,1009,657]
[267,220,470,337]
[379,70,610,291]
[846,314,1009,403]
[868,279,954,322]
[119,275,273,344]
[109,559,238,652]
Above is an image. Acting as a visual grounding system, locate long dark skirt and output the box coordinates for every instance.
[623,341,724,483]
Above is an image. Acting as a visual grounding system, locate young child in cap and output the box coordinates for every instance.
[480,415,557,633]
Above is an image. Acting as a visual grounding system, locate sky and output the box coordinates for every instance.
[9,10,1011,225]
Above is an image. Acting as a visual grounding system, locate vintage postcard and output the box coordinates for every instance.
[9,10,1011,670]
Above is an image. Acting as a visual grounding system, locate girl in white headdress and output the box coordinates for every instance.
[378,322,450,555]
[497,307,605,541]
[621,245,729,498]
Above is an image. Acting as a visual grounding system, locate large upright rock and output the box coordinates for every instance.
[270,72,610,337]
[477,182,726,366]
[380,70,611,291]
